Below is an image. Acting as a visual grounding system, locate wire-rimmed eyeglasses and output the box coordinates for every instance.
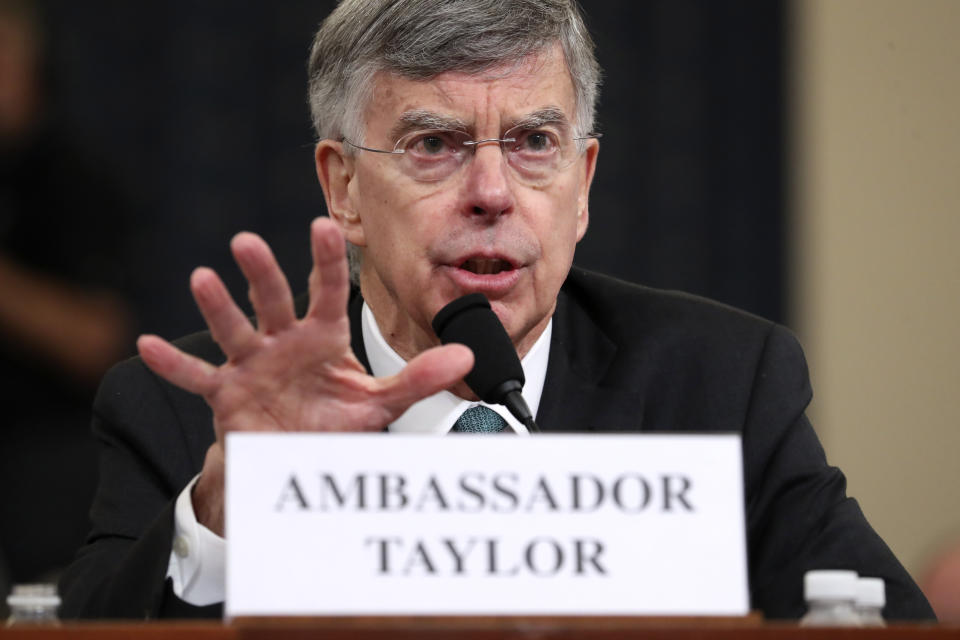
[342,125,601,185]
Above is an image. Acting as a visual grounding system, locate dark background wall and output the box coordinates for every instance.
[42,0,785,341]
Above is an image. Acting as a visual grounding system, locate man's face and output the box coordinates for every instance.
[318,46,598,361]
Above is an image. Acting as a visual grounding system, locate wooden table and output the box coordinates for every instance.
[1,617,958,639]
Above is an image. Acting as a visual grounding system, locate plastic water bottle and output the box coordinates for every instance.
[5,584,61,626]
[856,577,886,627]
[800,570,862,626]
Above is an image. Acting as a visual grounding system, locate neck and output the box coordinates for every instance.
[359,292,550,403]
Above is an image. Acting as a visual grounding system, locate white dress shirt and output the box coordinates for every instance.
[166,301,552,605]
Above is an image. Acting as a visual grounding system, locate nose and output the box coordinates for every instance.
[462,141,515,219]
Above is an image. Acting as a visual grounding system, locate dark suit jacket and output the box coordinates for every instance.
[59,267,935,620]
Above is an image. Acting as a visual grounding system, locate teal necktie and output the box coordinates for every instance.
[451,406,508,433]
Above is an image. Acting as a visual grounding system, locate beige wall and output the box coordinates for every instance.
[792,0,960,581]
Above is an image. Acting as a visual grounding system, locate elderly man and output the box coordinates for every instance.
[60,0,933,621]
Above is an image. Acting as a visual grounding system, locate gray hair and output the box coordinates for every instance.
[307,0,601,282]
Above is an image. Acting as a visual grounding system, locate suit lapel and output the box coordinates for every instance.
[342,284,642,433]
[536,288,645,433]
[348,289,373,374]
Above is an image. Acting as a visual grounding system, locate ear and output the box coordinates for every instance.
[315,140,366,246]
[575,138,599,242]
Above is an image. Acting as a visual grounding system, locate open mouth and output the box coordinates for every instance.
[459,258,515,275]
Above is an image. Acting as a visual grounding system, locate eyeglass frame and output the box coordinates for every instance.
[339,125,602,184]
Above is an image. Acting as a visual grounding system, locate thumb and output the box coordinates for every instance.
[376,343,474,417]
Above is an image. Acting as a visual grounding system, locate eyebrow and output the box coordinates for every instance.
[388,110,470,142]
[507,106,572,133]
[387,106,573,143]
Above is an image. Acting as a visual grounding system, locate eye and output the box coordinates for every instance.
[420,135,446,154]
[404,131,461,157]
[514,129,559,154]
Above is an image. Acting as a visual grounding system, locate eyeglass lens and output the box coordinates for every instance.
[396,126,582,184]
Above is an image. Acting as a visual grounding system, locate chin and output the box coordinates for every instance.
[488,301,523,337]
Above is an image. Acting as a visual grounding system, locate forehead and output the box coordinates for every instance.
[363,46,576,136]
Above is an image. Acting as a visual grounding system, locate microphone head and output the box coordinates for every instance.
[431,293,525,404]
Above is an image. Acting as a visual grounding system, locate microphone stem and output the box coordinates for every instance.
[523,415,541,433]
[503,389,540,433]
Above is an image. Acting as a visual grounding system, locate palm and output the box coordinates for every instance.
[205,316,390,435]
[137,218,472,439]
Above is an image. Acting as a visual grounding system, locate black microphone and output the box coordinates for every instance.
[432,293,540,432]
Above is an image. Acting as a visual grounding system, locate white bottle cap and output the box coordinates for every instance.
[804,570,859,602]
[6,583,61,609]
[856,577,886,608]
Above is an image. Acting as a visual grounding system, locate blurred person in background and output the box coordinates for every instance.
[0,0,135,602]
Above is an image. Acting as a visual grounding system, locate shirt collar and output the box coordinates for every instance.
[361,302,550,435]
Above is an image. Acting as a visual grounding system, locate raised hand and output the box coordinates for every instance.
[136,217,473,534]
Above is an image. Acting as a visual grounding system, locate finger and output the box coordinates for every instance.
[191,267,259,359]
[306,217,350,323]
[376,343,474,417]
[137,334,220,396]
[230,232,296,334]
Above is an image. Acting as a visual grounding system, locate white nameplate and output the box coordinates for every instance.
[225,432,747,617]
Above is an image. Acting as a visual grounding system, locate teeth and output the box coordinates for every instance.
[462,258,510,275]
